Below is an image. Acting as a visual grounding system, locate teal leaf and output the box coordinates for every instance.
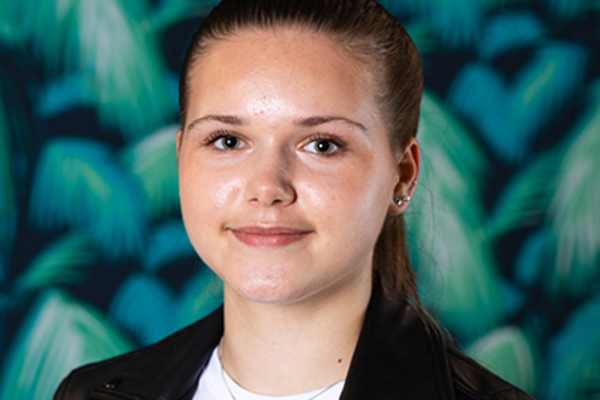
[0,11,26,48]
[11,232,97,305]
[466,326,538,394]
[548,0,596,20]
[36,74,95,118]
[477,11,547,61]
[509,42,588,146]
[0,289,133,400]
[448,62,515,160]
[376,0,418,16]
[176,265,223,330]
[108,273,177,346]
[10,0,172,139]
[487,149,561,238]
[499,278,526,320]
[407,91,503,342]
[450,42,587,163]
[379,0,482,47]
[28,138,145,260]
[483,0,533,9]
[422,0,482,48]
[405,20,437,55]
[143,220,195,273]
[514,228,554,288]
[150,0,218,32]
[548,80,600,300]
[544,293,600,400]
[120,125,179,219]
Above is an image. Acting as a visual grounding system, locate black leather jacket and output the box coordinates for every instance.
[54,281,535,400]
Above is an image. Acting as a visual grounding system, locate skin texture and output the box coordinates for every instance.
[177,28,420,395]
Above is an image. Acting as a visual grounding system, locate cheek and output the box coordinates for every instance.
[179,160,243,247]
[300,162,392,235]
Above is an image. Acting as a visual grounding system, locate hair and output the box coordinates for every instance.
[179,0,424,310]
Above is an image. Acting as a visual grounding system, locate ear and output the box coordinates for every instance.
[388,137,420,215]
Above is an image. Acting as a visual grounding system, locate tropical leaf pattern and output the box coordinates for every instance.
[0,290,133,400]
[1,0,599,398]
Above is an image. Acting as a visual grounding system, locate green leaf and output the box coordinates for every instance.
[544,292,600,400]
[11,232,97,305]
[407,91,504,342]
[548,80,600,299]
[419,90,490,200]
[176,265,222,330]
[121,125,179,219]
[108,273,177,346]
[28,138,146,260]
[466,326,538,394]
[0,289,133,400]
[150,0,218,32]
[487,149,561,238]
[8,0,172,139]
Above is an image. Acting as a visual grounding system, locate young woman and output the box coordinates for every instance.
[54,1,534,399]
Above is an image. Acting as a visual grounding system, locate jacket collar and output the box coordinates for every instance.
[342,283,455,400]
[89,280,454,400]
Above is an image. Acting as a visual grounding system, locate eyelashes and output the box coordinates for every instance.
[303,133,346,155]
[201,130,347,156]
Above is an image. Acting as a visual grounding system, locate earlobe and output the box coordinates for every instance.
[388,138,420,215]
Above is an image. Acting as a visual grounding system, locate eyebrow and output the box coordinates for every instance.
[294,116,367,134]
[185,114,367,134]
[186,115,245,132]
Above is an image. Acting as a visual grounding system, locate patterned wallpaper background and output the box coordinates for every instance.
[1,0,599,398]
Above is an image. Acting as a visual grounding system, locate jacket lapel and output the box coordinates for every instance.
[88,309,223,400]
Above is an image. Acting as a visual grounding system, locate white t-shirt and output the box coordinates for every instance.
[193,346,345,400]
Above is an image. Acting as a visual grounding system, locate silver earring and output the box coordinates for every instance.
[394,195,410,206]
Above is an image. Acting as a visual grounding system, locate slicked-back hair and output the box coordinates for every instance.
[179,0,424,310]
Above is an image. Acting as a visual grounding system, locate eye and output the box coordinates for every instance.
[304,138,340,155]
[212,135,245,150]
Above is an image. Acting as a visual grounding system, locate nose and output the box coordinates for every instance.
[245,148,296,207]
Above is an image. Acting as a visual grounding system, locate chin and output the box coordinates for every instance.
[225,266,314,305]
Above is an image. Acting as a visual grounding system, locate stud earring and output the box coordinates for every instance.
[394,195,410,206]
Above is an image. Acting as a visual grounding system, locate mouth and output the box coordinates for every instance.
[229,226,313,248]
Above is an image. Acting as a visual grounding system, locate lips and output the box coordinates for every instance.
[229,226,312,247]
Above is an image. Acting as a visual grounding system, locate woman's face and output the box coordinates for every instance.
[178,28,414,306]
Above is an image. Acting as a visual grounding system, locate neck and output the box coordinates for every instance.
[219,270,372,396]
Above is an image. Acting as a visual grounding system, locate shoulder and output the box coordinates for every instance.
[445,346,536,400]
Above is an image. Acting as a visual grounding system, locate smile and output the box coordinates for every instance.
[229,226,313,247]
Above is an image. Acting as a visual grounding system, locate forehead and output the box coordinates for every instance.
[185,28,379,122]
